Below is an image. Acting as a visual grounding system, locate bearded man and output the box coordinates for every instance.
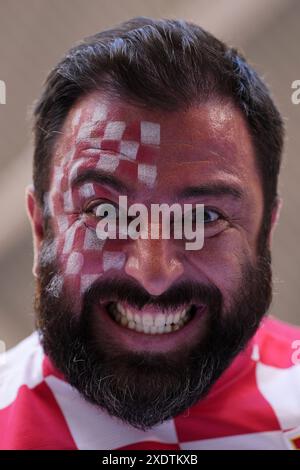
[1,17,300,450]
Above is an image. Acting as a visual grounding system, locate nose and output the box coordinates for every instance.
[125,237,184,296]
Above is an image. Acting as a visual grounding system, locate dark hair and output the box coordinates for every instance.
[33,17,284,241]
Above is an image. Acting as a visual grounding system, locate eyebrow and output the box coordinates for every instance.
[179,183,244,200]
[71,169,129,194]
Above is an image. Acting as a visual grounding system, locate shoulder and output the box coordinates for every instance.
[255,315,300,368]
[253,316,300,435]
[0,331,45,410]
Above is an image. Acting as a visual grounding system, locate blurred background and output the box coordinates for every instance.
[0,0,299,348]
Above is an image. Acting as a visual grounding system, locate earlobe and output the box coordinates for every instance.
[26,185,44,276]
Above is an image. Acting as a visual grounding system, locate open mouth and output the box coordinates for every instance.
[106,302,202,335]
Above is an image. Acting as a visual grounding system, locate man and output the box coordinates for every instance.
[0,17,300,450]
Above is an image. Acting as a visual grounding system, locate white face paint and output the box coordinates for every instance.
[103,121,126,140]
[56,215,69,234]
[83,229,103,251]
[53,166,64,187]
[119,140,139,160]
[103,251,126,272]
[76,122,96,142]
[92,104,107,123]
[97,154,120,172]
[79,183,95,199]
[65,252,84,275]
[140,121,160,145]
[72,108,82,128]
[68,158,87,185]
[80,274,101,294]
[138,163,157,188]
[62,221,82,255]
[63,189,74,213]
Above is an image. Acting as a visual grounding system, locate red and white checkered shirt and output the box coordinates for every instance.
[1,316,300,450]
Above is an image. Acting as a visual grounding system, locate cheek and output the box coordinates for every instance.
[186,231,250,309]
[48,216,127,308]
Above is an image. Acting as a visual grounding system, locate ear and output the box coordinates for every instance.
[268,196,282,246]
[26,185,45,277]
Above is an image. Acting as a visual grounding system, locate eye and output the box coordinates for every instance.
[84,199,119,218]
[190,207,222,224]
[203,208,221,223]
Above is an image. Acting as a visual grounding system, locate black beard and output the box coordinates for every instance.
[35,244,272,430]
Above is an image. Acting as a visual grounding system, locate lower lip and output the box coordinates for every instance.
[93,303,208,353]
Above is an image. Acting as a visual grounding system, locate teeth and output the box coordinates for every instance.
[174,312,181,323]
[126,309,134,321]
[118,304,126,316]
[154,314,165,327]
[115,312,121,323]
[128,320,135,329]
[142,313,153,327]
[120,316,128,327]
[136,323,144,332]
[109,303,193,334]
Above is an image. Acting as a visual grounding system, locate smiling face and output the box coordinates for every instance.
[28,91,276,429]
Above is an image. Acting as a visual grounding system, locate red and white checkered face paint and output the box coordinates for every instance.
[43,98,161,307]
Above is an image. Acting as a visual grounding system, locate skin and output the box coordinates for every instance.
[27,91,280,354]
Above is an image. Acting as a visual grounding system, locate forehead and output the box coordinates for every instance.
[53,91,260,192]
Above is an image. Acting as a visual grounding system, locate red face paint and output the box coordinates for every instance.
[45,97,161,308]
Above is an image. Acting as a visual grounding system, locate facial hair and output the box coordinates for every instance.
[35,241,272,430]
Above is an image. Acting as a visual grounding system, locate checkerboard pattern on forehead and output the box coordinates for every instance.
[47,115,162,219]
[52,118,161,197]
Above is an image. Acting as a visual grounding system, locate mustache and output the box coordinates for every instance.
[83,277,223,312]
